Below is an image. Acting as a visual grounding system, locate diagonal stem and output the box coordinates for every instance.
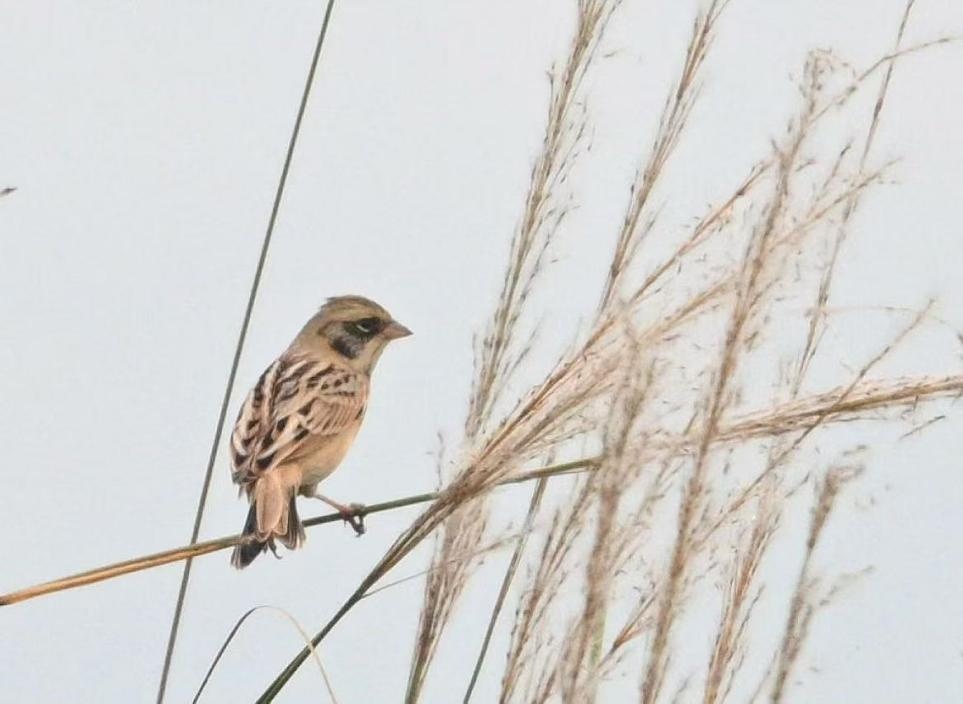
[6,370,961,612]
[0,459,598,608]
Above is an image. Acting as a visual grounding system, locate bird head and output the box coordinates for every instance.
[295,295,412,372]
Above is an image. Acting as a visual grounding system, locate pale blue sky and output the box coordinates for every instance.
[2,1,962,702]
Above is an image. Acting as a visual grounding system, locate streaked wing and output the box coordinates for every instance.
[230,355,366,488]
[230,359,281,482]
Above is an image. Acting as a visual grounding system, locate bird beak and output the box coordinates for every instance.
[383,320,413,340]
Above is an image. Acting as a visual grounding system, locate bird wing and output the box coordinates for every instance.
[230,355,367,489]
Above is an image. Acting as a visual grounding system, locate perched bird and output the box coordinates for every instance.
[229,295,411,568]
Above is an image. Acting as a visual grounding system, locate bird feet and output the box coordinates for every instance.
[340,503,367,536]
[312,494,367,536]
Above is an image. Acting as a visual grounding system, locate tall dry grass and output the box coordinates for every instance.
[255,1,961,702]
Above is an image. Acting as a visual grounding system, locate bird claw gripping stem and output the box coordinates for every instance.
[342,503,367,536]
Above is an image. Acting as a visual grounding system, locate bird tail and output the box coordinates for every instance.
[231,475,305,569]
[231,503,268,569]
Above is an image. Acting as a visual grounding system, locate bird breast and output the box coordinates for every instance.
[297,419,363,486]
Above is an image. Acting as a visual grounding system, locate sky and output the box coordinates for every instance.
[2,1,962,702]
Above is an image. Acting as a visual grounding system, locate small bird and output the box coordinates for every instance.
[229,295,411,568]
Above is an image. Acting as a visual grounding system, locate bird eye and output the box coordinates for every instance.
[350,317,381,336]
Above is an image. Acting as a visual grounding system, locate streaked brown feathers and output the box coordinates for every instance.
[230,356,367,491]
[229,295,409,568]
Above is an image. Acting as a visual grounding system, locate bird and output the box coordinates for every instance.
[229,295,411,568]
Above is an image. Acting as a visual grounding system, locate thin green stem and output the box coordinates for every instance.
[463,478,547,702]
[255,458,599,703]
[155,2,339,701]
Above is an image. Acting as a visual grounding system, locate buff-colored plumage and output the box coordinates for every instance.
[230,296,411,568]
